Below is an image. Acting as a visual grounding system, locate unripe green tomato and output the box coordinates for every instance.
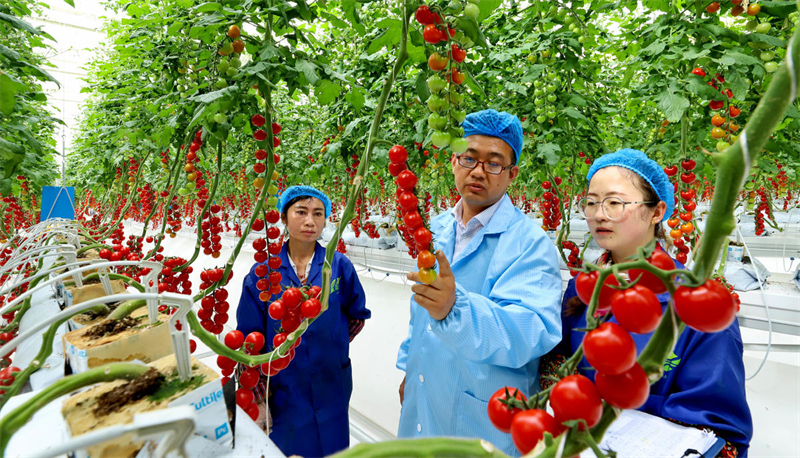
[178,187,189,196]
[217,60,230,73]
[428,74,447,93]
[230,57,242,68]
[186,182,196,190]
[450,137,469,154]
[534,80,544,88]
[730,135,739,143]
[268,196,279,206]
[755,22,771,33]
[214,78,227,89]
[214,113,227,124]
[547,94,557,102]
[450,91,466,105]
[547,83,557,92]
[565,16,574,24]
[447,1,462,13]
[760,51,775,61]
[549,5,558,15]
[464,3,480,19]
[268,184,279,195]
[535,98,545,107]
[549,73,559,81]
[427,94,447,112]
[536,115,547,123]
[558,8,568,17]
[578,36,586,44]
[467,0,480,4]
[745,20,758,31]
[180,92,188,98]
[534,88,544,97]
[547,109,557,118]
[428,113,447,130]
[764,61,779,72]
[527,54,538,63]
[432,130,452,148]
[219,42,234,55]
[226,67,238,77]
[716,141,730,151]
[452,109,467,124]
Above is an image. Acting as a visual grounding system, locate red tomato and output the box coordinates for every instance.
[549,374,603,429]
[398,192,419,211]
[388,145,408,164]
[423,24,443,44]
[487,386,527,433]
[216,355,236,371]
[281,314,302,332]
[239,368,260,389]
[246,402,260,421]
[595,363,650,409]
[583,322,637,375]
[236,388,255,409]
[301,298,322,319]
[691,67,706,77]
[628,249,675,294]
[307,285,322,298]
[403,211,424,230]
[417,250,436,269]
[673,280,736,332]
[388,162,407,177]
[510,409,563,454]
[664,165,678,176]
[428,52,449,71]
[268,301,285,320]
[395,170,418,190]
[415,5,439,24]
[273,332,288,348]
[281,288,303,309]
[575,271,619,312]
[611,285,663,334]
[245,332,265,353]
[224,330,244,350]
[413,227,432,247]
[451,44,466,63]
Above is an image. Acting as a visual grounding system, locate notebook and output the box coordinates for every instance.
[580,409,724,458]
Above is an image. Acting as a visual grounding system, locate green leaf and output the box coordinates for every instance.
[318,10,348,28]
[657,89,689,123]
[315,80,341,105]
[464,69,486,99]
[295,59,319,85]
[414,71,430,102]
[759,0,798,17]
[537,143,561,167]
[726,69,749,101]
[456,16,490,50]
[0,12,39,35]
[190,85,239,103]
[342,1,365,35]
[685,74,726,101]
[723,51,761,66]
[194,2,221,12]
[344,86,366,111]
[62,0,75,6]
[683,48,710,61]
[477,0,502,21]
[0,73,23,115]
[786,104,800,119]
[409,29,424,47]
[504,81,527,96]
[563,106,589,121]
[367,19,401,53]
[566,93,587,107]
[167,21,184,36]
[745,33,786,47]
[640,40,666,56]
[406,43,426,63]
[0,43,20,61]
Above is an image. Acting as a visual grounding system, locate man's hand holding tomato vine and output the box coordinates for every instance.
[407,250,456,321]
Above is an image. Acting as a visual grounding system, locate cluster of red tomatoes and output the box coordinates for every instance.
[753,187,772,236]
[489,249,737,453]
[216,329,277,421]
[540,179,563,231]
[268,285,323,333]
[664,160,698,265]
[165,196,183,237]
[198,204,224,258]
[705,0,760,17]
[561,240,582,275]
[388,145,438,284]
[0,365,20,397]
[251,114,281,190]
[196,267,232,335]
[251,212,284,301]
[690,68,742,152]
[0,197,26,235]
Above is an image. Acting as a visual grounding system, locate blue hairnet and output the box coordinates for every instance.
[278,185,332,218]
[586,149,674,222]
[462,109,523,164]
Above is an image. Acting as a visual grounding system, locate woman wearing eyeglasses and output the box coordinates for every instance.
[544,149,752,457]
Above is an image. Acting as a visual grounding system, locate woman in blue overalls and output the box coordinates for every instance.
[236,185,370,457]
[544,150,752,457]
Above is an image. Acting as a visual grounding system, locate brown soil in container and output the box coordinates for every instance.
[84,316,142,340]
[73,301,122,324]
[93,368,165,416]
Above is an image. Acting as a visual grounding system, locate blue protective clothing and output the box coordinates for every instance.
[396,194,563,457]
[556,263,753,456]
[236,242,370,458]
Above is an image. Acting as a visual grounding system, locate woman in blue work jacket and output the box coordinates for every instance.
[546,149,752,457]
[236,185,370,458]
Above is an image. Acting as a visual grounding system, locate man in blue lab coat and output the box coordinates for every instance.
[396,110,563,456]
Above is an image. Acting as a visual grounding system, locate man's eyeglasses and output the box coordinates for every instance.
[577,196,655,221]
[456,155,513,175]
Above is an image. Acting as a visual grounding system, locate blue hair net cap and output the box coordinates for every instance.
[586,149,674,222]
[462,109,523,164]
[278,185,332,218]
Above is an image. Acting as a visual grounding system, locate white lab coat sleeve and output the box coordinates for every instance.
[430,233,563,368]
